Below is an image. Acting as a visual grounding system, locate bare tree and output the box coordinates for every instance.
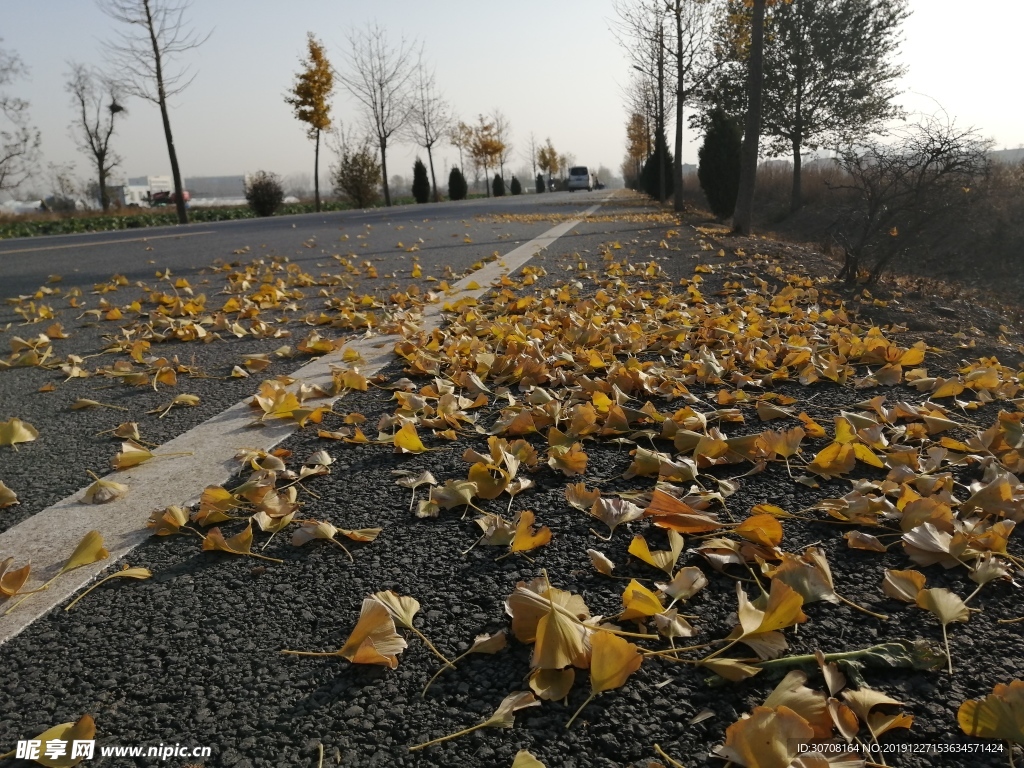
[491,109,513,184]
[831,115,991,283]
[66,63,125,211]
[339,23,418,207]
[613,0,671,203]
[0,43,41,195]
[524,132,539,180]
[99,0,208,224]
[665,0,717,211]
[405,58,451,202]
[732,0,767,234]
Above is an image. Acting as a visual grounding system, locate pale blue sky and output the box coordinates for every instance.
[2,0,1023,190]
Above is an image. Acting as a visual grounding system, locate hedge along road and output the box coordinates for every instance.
[0,190,620,633]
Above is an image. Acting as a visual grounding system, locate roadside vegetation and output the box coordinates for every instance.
[617,0,1023,303]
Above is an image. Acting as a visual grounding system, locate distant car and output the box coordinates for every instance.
[567,166,592,192]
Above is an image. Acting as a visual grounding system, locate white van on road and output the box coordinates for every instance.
[567,166,593,192]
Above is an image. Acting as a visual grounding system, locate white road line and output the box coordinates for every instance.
[0,204,603,645]
[0,230,215,255]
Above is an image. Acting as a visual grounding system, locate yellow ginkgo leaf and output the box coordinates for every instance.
[882,569,926,603]
[0,480,19,508]
[510,510,552,553]
[565,482,601,511]
[341,597,408,667]
[62,530,109,573]
[763,670,832,739]
[841,687,913,740]
[656,566,708,605]
[373,590,451,665]
[620,578,664,621]
[916,587,970,674]
[534,596,591,671]
[627,530,684,575]
[0,558,31,597]
[511,749,546,768]
[566,630,643,728]
[529,667,576,702]
[3,531,109,616]
[468,462,509,500]
[734,514,783,547]
[394,421,428,454]
[731,579,807,660]
[204,524,281,563]
[806,442,856,478]
[111,440,153,470]
[589,497,644,539]
[0,417,39,450]
[958,679,1024,746]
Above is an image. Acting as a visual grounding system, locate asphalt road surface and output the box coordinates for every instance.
[0,192,606,299]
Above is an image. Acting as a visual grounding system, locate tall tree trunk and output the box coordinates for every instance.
[791,0,805,215]
[791,136,803,215]
[314,129,321,212]
[99,160,109,212]
[159,97,188,225]
[657,25,666,205]
[143,0,188,224]
[673,3,684,212]
[732,0,766,235]
[380,140,391,207]
[426,145,439,202]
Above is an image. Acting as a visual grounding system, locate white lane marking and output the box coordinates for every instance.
[0,204,603,645]
[0,231,215,255]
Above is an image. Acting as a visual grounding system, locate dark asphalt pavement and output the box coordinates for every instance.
[0,193,606,299]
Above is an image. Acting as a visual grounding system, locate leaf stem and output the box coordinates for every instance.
[409,626,452,666]
[654,744,686,768]
[835,592,888,620]
[248,551,285,564]
[702,638,741,663]
[280,649,341,657]
[408,722,487,751]
[328,538,354,562]
[422,651,470,697]
[565,692,596,729]
[64,574,120,611]
[941,623,953,675]
[963,583,985,605]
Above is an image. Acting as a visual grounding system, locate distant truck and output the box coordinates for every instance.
[116,175,189,208]
[150,189,190,207]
